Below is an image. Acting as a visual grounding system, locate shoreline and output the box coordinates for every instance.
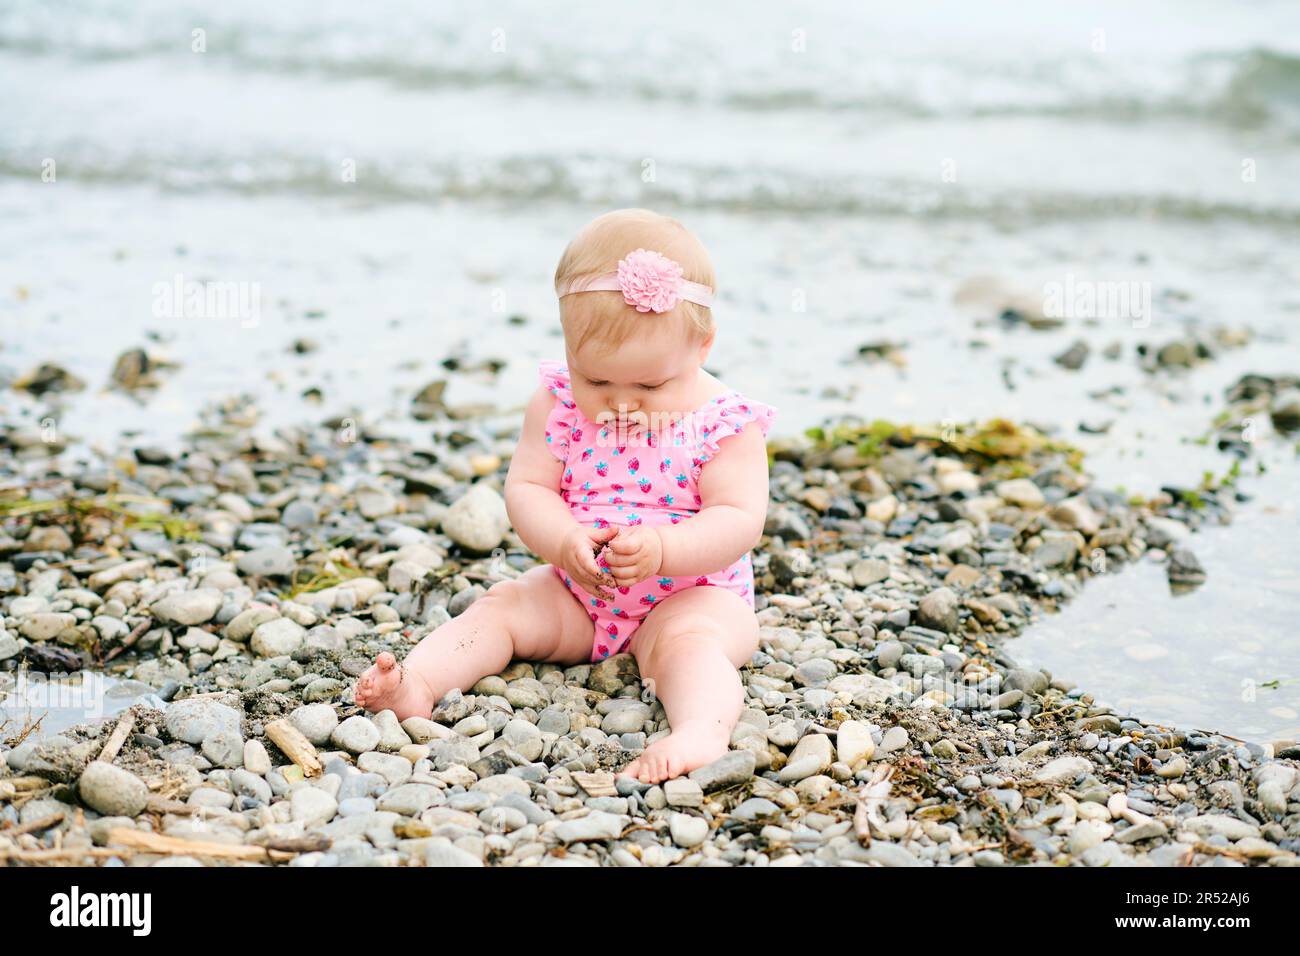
[2,403,1298,867]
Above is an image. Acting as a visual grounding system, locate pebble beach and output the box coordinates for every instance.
[2,387,1298,868]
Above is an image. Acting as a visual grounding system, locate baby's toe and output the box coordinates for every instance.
[647,754,668,783]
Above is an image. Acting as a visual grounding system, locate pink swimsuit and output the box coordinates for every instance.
[538,359,778,662]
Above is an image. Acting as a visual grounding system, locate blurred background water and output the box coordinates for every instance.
[1,0,1298,741]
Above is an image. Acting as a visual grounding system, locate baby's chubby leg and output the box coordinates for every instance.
[620,586,760,785]
[353,564,595,720]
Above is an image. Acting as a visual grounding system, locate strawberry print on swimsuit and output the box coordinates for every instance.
[538,359,777,662]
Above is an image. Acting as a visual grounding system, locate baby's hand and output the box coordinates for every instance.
[560,525,617,599]
[601,526,663,589]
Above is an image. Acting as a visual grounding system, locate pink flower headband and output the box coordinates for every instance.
[555,248,714,313]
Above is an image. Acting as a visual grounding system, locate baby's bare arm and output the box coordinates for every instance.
[504,382,584,568]
[654,421,770,577]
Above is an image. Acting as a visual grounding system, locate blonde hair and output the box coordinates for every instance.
[554,208,716,354]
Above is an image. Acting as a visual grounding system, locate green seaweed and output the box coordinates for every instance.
[282,564,366,601]
[0,492,200,541]
[804,416,1085,475]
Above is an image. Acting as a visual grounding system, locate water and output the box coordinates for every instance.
[1012,458,1300,742]
[2,0,1298,741]
[0,670,161,743]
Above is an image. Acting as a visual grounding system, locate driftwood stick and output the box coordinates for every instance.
[106,827,271,862]
[0,776,50,797]
[1,811,65,836]
[104,619,152,662]
[0,846,124,863]
[264,719,323,777]
[262,833,332,853]
[144,795,196,815]
[97,711,136,763]
[852,763,895,846]
[853,796,871,846]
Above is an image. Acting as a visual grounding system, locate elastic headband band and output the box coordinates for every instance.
[556,248,714,313]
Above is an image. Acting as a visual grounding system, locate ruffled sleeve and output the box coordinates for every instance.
[691,392,778,477]
[538,360,579,463]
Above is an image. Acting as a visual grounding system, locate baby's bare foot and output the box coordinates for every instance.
[352,651,436,720]
[618,720,731,785]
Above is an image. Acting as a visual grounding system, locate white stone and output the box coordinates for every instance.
[866,495,898,523]
[243,739,272,776]
[1034,756,1092,784]
[790,732,834,772]
[442,483,510,553]
[331,715,381,754]
[373,709,413,752]
[836,720,875,769]
[79,762,148,817]
[669,812,709,848]
[879,726,909,753]
[19,613,76,640]
[289,703,339,746]
[150,589,223,626]
[1180,814,1260,841]
[387,560,431,592]
[291,787,339,828]
[250,618,306,657]
[995,478,1045,509]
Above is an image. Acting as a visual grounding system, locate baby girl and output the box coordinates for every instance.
[353,208,777,785]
